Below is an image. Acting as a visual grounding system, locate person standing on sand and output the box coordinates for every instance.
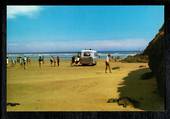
[11,57,15,66]
[57,56,60,67]
[26,56,29,65]
[53,57,56,67]
[23,56,27,69]
[28,57,31,64]
[19,57,22,66]
[105,54,112,73]
[50,56,53,67]
[7,57,8,65]
[39,56,43,68]
[71,56,75,66]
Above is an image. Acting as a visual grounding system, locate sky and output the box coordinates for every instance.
[7,6,164,53]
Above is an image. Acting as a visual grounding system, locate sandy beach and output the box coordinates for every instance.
[7,59,164,111]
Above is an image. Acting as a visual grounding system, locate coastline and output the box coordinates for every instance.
[7,51,139,62]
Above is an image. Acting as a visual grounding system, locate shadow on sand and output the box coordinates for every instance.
[117,68,164,111]
[72,64,96,67]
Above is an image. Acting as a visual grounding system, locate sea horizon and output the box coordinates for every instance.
[7,50,142,54]
[7,50,141,60]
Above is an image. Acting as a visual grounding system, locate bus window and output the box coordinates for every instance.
[84,52,91,56]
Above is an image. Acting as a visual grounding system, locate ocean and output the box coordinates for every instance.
[7,51,140,61]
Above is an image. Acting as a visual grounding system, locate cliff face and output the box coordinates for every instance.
[121,54,148,63]
[144,25,165,97]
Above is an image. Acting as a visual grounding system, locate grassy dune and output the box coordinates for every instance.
[7,60,164,111]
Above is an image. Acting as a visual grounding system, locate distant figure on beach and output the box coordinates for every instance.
[28,57,31,64]
[7,57,8,65]
[57,56,60,67]
[75,55,80,64]
[19,57,22,65]
[42,56,45,64]
[23,56,27,69]
[53,57,56,67]
[16,57,19,63]
[71,56,75,66]
[26,57,29,64]
[50,56,53,67]
[39,56,43,68]
[11,57,16,66]
[105,54,112,73]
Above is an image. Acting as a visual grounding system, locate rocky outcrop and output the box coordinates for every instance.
[144,24,165,97]
[121,54,148,63]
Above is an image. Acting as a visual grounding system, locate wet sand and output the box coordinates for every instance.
[7,60,164,111]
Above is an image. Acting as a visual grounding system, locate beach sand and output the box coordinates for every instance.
[7,60,164,111]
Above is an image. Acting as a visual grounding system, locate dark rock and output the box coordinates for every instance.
[107,97,140,108]
[7,102,20,107]
[107,98,117,103]
[143,24,165,97]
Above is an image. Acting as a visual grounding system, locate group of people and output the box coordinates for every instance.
[49,56,60,67]
[38,56,60,68]
[7,55,61,69]
[7,56,31,69]
[71,55,80,66]
[7,53,113,73]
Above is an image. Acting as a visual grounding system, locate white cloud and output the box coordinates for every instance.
[7,39,149,52]
[7,6,42,19]
[84,39,149,50]
[66,39,149,51]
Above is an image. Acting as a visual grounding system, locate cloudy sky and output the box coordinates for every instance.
[7,6,164,53]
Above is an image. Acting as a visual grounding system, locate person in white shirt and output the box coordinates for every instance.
[23,56,27,69]
[105,54,112,73]
[7,57,8,65]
